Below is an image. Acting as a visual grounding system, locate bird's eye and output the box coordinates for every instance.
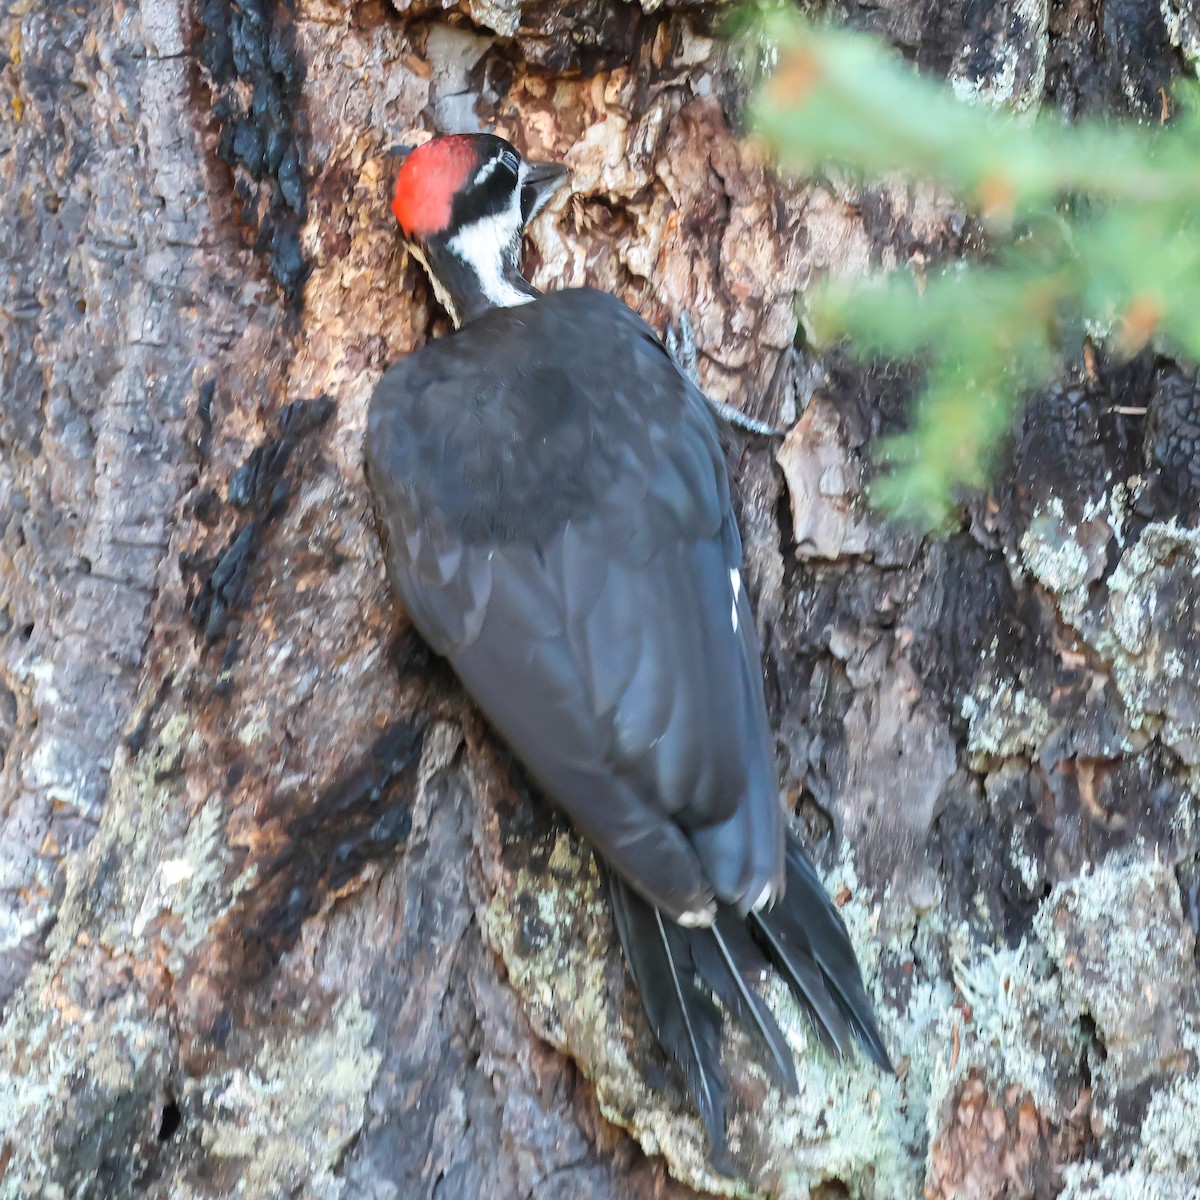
[499,149,520,177]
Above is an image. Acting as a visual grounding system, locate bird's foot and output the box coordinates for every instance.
[664,310,702,386]
[665,311,784,438]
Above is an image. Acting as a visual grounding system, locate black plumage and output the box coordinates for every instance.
[608,833,891,1161]
[609,875,728,1161]
[368,289,784,923]
[367,135,891,1162]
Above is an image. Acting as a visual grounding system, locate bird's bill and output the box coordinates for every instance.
[521,160,569,221]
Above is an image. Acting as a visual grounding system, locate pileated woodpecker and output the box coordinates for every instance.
[365,133,891,1163]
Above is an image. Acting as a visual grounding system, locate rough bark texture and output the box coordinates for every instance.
[2,1,1199,1198]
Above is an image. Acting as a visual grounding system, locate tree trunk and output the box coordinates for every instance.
[2,2,1197,1198]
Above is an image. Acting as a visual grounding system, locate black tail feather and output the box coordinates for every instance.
[607,832,892,1159]
[748,903,855,1059]
[608,873,730,1165]
[687,914,798,1093]
[779,836,894,1072]
[749,832,893,1073]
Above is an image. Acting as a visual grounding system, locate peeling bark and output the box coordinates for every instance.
[2,2,1199,1199]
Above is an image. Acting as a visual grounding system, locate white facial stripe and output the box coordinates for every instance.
[474,149,518,188]
[446,186,532,315]
[473,160,498,187]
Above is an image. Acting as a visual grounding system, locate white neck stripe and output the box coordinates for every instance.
[445,192,532,324]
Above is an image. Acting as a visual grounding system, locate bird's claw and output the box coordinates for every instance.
[664,311,701,388]
[666,311,785,439]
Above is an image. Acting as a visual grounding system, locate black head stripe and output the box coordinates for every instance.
[473,148,518,188]
[452,147,521,231]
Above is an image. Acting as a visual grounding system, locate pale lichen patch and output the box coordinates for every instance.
[201,993,382,1198]
[1034,849,1197,1090]
[145,801,232,978]
[1020,497,1095,621]
[963,682,1052,763]
[1059,1064,1200,1200]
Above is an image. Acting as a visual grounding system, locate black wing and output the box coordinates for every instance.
[366,289,783,921]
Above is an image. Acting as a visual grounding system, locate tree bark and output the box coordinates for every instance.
[2,1,1198,1198]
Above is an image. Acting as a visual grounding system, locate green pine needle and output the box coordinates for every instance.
[748,12,1200,529]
